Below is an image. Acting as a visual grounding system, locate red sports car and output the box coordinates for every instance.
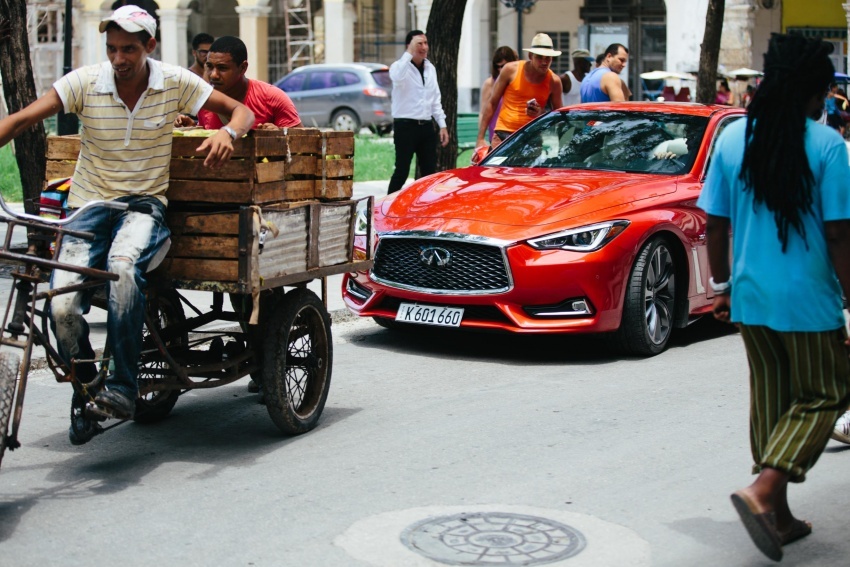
[343,103,745,355]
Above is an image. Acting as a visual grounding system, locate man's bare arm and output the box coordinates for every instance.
[0,89,63,148]
[549,75,564,109]
[705,214,731,322]
[196,89,255,167]
[601,72,627,102]
[476,64,514,146]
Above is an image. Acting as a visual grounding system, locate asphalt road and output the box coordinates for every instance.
[2,315,849,566]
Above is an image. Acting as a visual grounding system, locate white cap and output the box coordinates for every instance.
[99,5,157,37]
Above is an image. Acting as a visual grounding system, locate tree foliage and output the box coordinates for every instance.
[425,0,468,173]
[0,0,46,213]
[696,0,725,104]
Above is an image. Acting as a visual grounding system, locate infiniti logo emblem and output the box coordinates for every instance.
[419,246,452,268]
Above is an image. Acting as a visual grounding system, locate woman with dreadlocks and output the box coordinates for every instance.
[698,34,850,562]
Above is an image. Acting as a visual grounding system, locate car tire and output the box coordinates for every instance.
[612,236,676,356]
[331,109,361,132]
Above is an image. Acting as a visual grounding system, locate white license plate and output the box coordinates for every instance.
[395,303,464,327]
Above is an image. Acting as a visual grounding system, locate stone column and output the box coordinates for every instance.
[236,4,272,82]
[412,0,433,31]
[324,0,345,64]
[81,9,110,67]
[157,9,192,67]
[720,0,756,71]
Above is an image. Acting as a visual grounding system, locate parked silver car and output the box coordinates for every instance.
[275,63,393,134]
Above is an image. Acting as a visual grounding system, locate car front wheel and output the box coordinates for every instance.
[613,236,676,356]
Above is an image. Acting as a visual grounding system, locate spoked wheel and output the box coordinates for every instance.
[612,237,676,356]
[135,289,186,423]
[262,288,332,435]
[0,352,20,467]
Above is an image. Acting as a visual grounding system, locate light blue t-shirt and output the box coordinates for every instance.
[697,118,850,331]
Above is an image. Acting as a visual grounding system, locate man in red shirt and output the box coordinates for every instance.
[176,36,302,130]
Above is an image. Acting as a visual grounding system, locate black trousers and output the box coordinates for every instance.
[388,119,438,194]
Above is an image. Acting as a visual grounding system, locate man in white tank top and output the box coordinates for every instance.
[560,49,593,106]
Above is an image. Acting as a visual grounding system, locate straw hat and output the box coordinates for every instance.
[523,33,562,57]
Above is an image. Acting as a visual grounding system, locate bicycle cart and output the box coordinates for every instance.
[0,129,372,468]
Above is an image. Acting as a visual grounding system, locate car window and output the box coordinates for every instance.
[702,115,744,180]
[307,71,339,90]
[278,73,307,92]
[340,72,360,86]
[481,110,710,175]
[371,70,392,88]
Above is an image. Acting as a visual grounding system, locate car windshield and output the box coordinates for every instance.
[481,110,709,175]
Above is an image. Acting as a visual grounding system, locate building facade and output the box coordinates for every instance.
[15,0,850,115]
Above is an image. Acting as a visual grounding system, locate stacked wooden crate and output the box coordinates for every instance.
[44,129,362,293]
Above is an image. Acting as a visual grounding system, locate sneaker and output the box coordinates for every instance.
[90,389,135,420]
[832,411,850,444]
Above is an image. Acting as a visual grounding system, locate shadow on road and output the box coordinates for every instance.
[0,385,361,542]
[346,314,739,365]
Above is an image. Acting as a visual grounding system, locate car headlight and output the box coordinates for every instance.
[527,220,629,252]
[354,201,370,236]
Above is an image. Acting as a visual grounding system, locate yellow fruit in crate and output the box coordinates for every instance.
[173,128,219,137]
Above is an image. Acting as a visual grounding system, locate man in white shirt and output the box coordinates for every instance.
[560,49,593,106]
[387,30,450,194]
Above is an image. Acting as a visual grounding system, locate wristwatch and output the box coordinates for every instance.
[222,125,238,140]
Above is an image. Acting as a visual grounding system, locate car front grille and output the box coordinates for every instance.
[371,236,511,293]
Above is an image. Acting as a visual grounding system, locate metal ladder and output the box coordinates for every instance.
[283,0,315,74]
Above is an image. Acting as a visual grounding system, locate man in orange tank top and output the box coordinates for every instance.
[475,33,563,149]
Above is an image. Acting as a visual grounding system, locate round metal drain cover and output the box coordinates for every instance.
[401,511,586,565]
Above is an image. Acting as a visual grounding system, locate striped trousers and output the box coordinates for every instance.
[740,325,850,482]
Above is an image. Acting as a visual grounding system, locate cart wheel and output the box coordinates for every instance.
[135,289,186,423]
[0,352,20,467]
[262,288,333,435]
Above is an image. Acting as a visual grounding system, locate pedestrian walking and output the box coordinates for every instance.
[698,33,850,562]
[715,79,735,106]
[475,33,563,150]
[387,30,449,195]
[480,46,518,142]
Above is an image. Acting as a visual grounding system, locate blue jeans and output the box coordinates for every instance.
[50,196,170,399]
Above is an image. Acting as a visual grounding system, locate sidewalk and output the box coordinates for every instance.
[0,180,390,361]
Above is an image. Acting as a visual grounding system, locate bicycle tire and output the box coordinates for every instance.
[0,352,21,469]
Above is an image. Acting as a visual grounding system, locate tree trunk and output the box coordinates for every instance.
[0,0,47,214]
[696,0,725,104]
[425,0,467,173]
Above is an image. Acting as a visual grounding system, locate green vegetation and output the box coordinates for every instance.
[354,134,472,182]
[0,145,23,202]
[0,134,475,203]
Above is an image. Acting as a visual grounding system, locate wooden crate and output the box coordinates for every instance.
[44,128,342,204]
[168,128,322,204]
[157,200,359,292]
[315,131,354,200]
[45,135,83,182]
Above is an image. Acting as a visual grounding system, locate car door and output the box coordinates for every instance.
[297,71,342,128]
[691,114,744,298]
[277,73,315,124]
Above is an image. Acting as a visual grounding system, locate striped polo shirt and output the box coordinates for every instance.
[53,59,212,208]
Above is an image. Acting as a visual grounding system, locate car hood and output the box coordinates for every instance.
[380,166,678,236]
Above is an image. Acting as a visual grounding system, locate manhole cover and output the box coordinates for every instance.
[401,511,586,565]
